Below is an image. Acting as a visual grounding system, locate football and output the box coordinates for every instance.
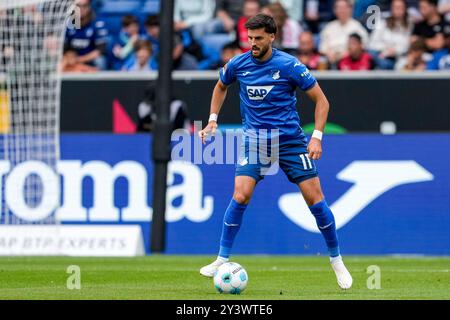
[213,262,248,294]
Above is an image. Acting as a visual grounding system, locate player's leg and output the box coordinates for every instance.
[219,175,256,258]
[278,140,352,289]
[298,177,339,256]
[298,176,353,289]
[200,176,257,277]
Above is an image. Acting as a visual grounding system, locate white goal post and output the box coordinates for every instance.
[0,0,74,224]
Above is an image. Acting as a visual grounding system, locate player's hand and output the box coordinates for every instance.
[198,121,218,144]
[307,138,322,160]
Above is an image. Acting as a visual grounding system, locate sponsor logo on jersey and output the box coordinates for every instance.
[71,39,90,49]
[246,85,274,100]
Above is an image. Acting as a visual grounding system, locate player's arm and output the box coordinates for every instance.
[305,83,330,160]
[198,79,228,144]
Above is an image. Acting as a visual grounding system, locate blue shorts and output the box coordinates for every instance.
[235,138,318,184]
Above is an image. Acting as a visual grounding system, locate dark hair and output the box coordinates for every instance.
[409,39,427,52]
[419,0,438,6]
[349,33,362,43]
[122,15,139,27]
[145,15,160,27]
[222,42,240,52]
[244,13,277,34]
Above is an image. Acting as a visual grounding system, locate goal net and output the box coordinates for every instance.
[0,0,74,224]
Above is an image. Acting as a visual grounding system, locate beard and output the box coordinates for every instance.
[251,44,269,59]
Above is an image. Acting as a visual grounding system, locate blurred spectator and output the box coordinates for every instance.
[237,0,262,52]
[395,39,428,70]
[61,45,98,73]
[411,0,449,52]
[65,0,108,70]
[406,0,425,22]
[112,15,141,70]
[215,42,243,68]
[144,15,160,54]
[262,2,303,53]
[338,33,374,70]
[438,0,450,21]
[376,0,422,21]
[216,0,247,32]
[23,4,44,25]
[297,31,328,70]
[174,0,216,41]
[304,0,334,34]
[213,0,269,34]
[137,83,191,132]
[43,34,60,58]
[368,0,413,69]
[123,40,156,71]
[427,29,450,68]
[143,15,199,70]
[319,0,369,67]
[269,0,304,22]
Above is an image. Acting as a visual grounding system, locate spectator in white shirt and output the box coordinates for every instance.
[369,0,413,69]
[262,2,303,53]
[174,0,216,41]
[269,0,304,22]
[319,0,369,67]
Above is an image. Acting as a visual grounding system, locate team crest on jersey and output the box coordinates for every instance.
[271,70,280,80]
[246,85,274,100]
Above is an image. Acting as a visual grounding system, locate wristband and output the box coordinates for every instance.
[312,129,323,141]
[208,113,218,122]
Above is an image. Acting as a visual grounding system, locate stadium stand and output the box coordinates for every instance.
[62,0,450,71]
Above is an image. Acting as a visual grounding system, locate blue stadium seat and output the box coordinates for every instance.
[142,0,160,15]
[100,16,123,36]
[98,0,143,36]
[99,0,142,15]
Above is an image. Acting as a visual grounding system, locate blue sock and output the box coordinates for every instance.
[309,200,340,258]
[218,199,247,259]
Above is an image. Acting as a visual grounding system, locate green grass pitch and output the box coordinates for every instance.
[0,256,449,300]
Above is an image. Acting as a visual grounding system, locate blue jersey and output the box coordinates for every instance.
[219,48,316,142]
[65,20,108,56]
